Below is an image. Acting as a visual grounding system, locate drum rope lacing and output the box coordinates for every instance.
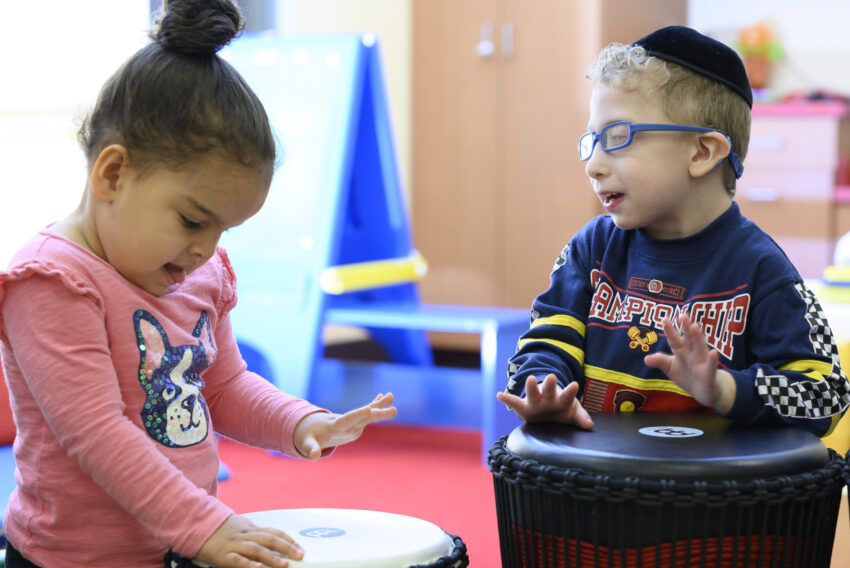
[488,439,846,505]
[408,533,469,568]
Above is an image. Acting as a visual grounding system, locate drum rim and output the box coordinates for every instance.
[504,414,831,481]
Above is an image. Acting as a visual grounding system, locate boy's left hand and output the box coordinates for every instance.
[293,393,397,459]
[644,315,736,414]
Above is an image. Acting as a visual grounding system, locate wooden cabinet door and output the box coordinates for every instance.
[499,1,603,308]
[412,0,686,312]
[412,0,501,307]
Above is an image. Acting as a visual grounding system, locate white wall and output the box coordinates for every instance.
[0,1,150,266]
[688,0,850,95]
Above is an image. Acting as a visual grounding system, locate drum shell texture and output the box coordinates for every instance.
[488,415,847,568]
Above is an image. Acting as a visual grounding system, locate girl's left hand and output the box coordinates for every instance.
[293,393,397,459]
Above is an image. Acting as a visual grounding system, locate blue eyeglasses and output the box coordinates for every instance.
[578,121,744,179]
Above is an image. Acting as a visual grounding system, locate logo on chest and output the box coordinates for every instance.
[134,310,215,447]
[627,276,686,300]
[589,269,751,360]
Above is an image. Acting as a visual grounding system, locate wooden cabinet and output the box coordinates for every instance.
[412,0,687,321]
[736,102,850,278]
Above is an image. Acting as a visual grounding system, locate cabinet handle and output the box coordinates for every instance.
[501,22,514,57]
[476,22,495,58]
[744,187,780,202]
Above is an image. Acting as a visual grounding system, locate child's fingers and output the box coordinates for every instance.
[540,374,559,399]
[496,391,525,412]
[298,434,321,460]
[369,392,395,408]
[524,376,542,404]
[644,352,672,373]
[704,349,720,376]
[556,381,593,429]
[250,528,305,562]
[362,393,398,422]
[367,406,398,423]
[690,322,709,355]
[199,516,304,568]
[663,317,684,350]
[231,536,301,568]
[556,382,575,403]
[574,402,595,430]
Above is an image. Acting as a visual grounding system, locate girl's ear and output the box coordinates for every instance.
[90,144,131,203]
[688,131,731,179]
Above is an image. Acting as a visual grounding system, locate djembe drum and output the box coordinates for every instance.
[185,508,468,568]
[488,413,846,568]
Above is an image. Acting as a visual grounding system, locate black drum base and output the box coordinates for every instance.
[489,416,846,568]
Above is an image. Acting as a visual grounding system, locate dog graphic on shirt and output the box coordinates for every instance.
[134,310,214,447]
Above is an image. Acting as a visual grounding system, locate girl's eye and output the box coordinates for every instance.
[180,215,202,229]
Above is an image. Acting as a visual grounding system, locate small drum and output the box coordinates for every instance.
[191,508,468,567]
[488,413,846,568]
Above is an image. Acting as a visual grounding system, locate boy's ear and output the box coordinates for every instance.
[90,144,131,203]
[688,131,731,179]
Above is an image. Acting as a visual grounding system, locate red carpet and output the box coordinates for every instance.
[217,424,500,566]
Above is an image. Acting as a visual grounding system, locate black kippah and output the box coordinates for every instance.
[633,25,753,108]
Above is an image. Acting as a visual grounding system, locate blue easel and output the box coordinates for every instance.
[221,34,431,401]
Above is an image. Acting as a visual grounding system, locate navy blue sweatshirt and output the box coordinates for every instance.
[507,202,850,436]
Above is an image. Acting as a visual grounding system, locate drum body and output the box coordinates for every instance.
[191,508,468,568]
[488,413,846,568]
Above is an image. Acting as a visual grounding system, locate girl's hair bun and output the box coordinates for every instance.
[151,0,245,56]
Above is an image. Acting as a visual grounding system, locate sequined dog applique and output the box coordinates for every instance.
[134,310,215,447]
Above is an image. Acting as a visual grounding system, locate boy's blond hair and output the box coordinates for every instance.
[586,43,751,195]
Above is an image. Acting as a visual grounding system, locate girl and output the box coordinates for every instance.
[0,1,396,567]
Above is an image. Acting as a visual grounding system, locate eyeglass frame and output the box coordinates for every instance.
[578,121,744,179]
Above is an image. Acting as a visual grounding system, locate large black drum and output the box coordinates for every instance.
[488,413,846,568]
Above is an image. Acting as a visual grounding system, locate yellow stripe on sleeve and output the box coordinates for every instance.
[778,359,833,381]
[531,314,586,337]
[517,338,584,367]
[822,412,843,438]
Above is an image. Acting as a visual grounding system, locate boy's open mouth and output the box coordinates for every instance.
[604,193,623,206]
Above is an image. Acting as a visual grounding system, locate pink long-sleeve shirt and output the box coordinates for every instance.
[0,230,324,567]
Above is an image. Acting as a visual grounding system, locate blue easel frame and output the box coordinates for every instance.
[221,34,430,399]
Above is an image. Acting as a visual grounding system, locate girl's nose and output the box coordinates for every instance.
[189,231,221,262]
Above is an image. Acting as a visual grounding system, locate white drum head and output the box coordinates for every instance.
[198,508,455,567]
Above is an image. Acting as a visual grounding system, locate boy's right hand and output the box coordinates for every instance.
[496,374,594,429]
[195,514,304,568]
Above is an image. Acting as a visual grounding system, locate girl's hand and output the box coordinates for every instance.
[644,314,736,413]
[195,514,303,568]
[496,374,594,429]
[293,393,398,459]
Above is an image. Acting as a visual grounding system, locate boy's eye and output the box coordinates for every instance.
[604,131,629,147]
[180,215,202,229]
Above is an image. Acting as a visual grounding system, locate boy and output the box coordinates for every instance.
[497,26,850,436]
